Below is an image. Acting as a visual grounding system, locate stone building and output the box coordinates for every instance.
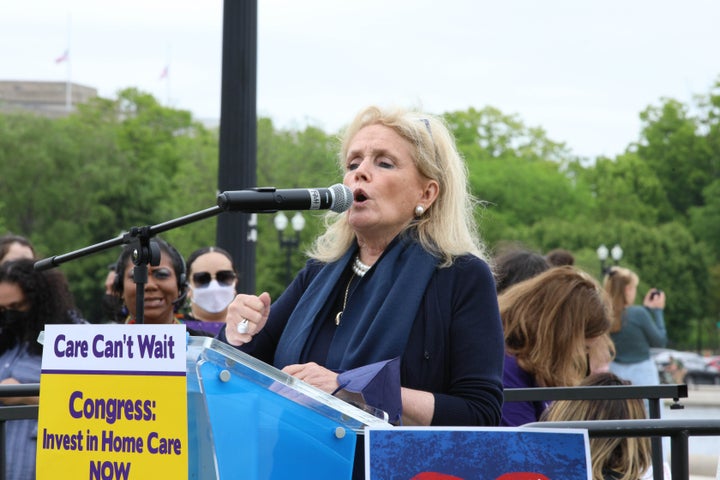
[0,80,97,118]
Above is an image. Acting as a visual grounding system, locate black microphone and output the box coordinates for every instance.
[217,184,353,213]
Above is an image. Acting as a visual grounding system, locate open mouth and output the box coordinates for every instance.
[354,190,368,203]
[144,297,164,307]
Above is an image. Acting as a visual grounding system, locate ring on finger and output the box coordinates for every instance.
[236,318,250,335]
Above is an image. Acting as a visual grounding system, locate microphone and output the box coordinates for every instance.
[217,183,353,213]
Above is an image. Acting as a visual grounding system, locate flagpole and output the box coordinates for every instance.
[165,44,171,106]
[65,14,72,111]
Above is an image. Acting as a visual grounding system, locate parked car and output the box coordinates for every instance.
[651,348,720,386]
[707,356,720,372]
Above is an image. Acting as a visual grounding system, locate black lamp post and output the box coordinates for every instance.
[274,211,305,285]
[597,243,623,278]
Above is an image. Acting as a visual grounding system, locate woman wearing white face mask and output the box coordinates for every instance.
[182,246,238,336]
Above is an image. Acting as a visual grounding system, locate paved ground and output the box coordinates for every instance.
[689,454,719,480]
[668,384,720,407]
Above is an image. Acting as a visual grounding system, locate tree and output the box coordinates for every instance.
[444,107,592,247]
[254,119,339,298]
[636,99,713,217]
[581,152,669,225]
[446,102,715,348]
[689,179,720,261]
[444,106,571,165]
[0,90,219,321]
[1,90,717,348]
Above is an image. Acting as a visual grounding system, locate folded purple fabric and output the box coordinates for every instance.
[336,357,402,424]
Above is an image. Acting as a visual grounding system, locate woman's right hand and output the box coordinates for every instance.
[225,292,271,346]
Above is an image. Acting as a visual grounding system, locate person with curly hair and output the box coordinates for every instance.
[0,258,83,480]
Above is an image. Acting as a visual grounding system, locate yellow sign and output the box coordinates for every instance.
[36,324,188,480]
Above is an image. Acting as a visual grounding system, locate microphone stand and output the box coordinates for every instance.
[35,205,224,324]
[34,185,347,323]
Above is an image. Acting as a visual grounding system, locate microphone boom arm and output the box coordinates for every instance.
[34,205,223,324]
[34,184,349,322]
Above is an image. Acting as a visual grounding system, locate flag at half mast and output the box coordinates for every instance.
[55,50,69,64]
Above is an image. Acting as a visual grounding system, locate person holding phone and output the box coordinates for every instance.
[603,266,667,387]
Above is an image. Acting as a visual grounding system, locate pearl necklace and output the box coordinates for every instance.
[336,257,372,326]
[352,256,371,277]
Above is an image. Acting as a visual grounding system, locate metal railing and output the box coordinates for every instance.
[0,383,40,480]
[525,418,720,480]
[0,383,715,480]
[505,384,696,480]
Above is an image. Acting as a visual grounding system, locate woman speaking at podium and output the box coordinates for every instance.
[218,106,504,475]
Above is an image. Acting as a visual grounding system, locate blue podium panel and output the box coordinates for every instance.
[186,337,390,480]
[366,427,591,480]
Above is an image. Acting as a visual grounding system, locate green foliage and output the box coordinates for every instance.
[254,118,341,299]
[444,106,571,164]
[448,96,718,351]
[581,153,670,224]
[690,180,720,262]
[611,221,710,348]
[1,85,718,350]
[636,99,714,217]
[0,90,218,322]
[470,156,594,242]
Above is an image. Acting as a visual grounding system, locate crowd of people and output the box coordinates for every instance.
[0,105,672,480]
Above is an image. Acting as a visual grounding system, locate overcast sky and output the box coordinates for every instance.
[2,0,719,159]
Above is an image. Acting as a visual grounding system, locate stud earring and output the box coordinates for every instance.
[414,205,425,217]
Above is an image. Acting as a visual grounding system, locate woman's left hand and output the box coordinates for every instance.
[643,288,666,309]
[282,362,339,394]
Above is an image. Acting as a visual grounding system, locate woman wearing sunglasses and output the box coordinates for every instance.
[182,246,238,336]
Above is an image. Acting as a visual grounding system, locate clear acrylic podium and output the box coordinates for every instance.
[186,336,391,479]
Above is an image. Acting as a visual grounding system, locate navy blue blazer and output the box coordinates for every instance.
[220,254,504,427]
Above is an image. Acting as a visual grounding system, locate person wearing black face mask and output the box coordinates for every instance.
[0,258,83,480]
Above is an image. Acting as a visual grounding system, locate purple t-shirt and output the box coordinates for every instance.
[501,352,549,426]
[182,319,226,337]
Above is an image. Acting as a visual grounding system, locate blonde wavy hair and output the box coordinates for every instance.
[603,266,638,333]
[541,372,651,480]
[307,105,488,267]
[500,266,612,387]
